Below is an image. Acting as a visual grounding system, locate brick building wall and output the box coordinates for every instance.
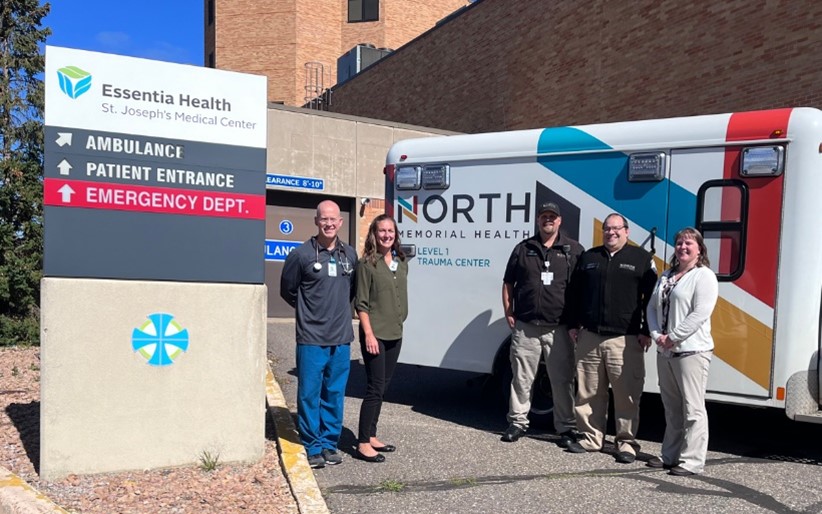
[328,0,822,132]
[209,0,298,103]
[207,0,467,106]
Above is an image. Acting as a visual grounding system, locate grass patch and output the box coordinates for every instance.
[378,479,405,492]
[198,450,220,472]
[450,477,477,487]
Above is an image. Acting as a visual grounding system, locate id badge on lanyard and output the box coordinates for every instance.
[328,257,337,277]
[541,258,553,285]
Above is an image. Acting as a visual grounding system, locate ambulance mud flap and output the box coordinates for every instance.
[786,368,821,422]
[784,286,822,422]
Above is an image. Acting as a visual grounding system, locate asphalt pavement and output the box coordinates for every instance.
[267,319,822,514]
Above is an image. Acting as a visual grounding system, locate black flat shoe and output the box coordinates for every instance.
[354,449,386,463]
[614,451,636,464]
[646,457,674,470]
[668,465,695,476]
[373,444,396,453]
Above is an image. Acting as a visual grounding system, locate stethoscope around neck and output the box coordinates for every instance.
[313,237,353,275]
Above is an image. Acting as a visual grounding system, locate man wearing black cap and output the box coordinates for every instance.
[501,202,584,445]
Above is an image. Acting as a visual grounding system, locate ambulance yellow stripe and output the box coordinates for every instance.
[711,298,773,390]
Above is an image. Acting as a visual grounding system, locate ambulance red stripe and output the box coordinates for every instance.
[723,108,792,308]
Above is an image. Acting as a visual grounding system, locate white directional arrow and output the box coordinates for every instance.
[56,132,73,147]
[57,159,72,176]
[57,184,75,203]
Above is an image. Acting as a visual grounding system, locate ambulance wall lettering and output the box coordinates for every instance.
[399,192,531,224]
[418,246,448,256]
[417,257,492,267]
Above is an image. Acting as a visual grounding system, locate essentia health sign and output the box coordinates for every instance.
[43,46,268,283]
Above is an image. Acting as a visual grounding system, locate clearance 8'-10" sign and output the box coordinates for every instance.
[43,46,267,284]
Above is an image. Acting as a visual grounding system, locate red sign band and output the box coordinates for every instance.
[44,178,265,220]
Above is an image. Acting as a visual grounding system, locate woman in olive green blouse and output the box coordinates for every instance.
[354,214,408,463]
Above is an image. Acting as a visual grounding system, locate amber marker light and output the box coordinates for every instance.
[770,129,783,138]
[776,386,785,401]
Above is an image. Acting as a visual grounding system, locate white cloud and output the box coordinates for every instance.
[94,31,131,50]
[141,41,192,64]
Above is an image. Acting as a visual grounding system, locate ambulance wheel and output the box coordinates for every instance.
[491,338,554,429]
[528,364,554,428]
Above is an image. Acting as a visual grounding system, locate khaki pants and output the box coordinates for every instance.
[574,330,645,454]
[507,321,576,433]
[657,351,711,473]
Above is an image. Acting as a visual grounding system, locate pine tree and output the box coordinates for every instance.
[0,1,50,346]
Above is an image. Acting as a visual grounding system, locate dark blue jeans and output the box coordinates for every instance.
[357,336,402,444]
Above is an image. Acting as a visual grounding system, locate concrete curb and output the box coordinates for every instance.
[0,468,68,514]
[266,366,330,514]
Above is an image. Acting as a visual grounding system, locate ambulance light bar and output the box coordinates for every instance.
[421,164,450,190]
[396,165,421,190]
[628,152,666,182]
[741,146,784,176]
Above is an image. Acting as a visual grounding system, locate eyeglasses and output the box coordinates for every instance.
[318,217,340,226]
[602,225,625,233]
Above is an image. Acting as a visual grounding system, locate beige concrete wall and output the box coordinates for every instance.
[39,278,267,480]
[265,104,458,245]
[266,104,456,199]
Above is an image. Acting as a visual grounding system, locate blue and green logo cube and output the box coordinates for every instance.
[57,66,92,99]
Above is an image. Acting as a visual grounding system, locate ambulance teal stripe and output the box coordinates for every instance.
[537,127,697,247]
[537,126,612,153]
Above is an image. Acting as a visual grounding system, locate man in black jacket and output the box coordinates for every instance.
[565,213,657,464]
[500,202,584,445]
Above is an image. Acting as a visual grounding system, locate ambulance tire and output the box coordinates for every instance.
[491,338,555,429]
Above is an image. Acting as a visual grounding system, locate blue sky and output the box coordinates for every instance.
[45,0,204,65]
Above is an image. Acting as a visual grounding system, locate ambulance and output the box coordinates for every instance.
[384,107,822,423]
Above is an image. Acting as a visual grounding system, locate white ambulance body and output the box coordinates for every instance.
[385,107,822,422]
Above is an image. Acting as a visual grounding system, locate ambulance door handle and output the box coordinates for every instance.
[648,227,657,256]
[650,227,657,255]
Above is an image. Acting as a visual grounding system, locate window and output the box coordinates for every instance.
[696,179,748,281]
[208,0,215,25]
[348,0,379,22]
[208,52,215,68]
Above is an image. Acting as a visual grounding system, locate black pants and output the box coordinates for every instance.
[357,335,402,444]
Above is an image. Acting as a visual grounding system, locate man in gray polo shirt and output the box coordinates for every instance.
[281,200,357,469]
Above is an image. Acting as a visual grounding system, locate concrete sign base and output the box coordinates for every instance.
[39,278,267,480]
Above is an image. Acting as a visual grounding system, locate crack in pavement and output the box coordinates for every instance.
[325,455,807,513]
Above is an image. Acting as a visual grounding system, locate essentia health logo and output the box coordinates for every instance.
[57,65,92,99]
[397,196,418,223]
[131,313,190,367]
